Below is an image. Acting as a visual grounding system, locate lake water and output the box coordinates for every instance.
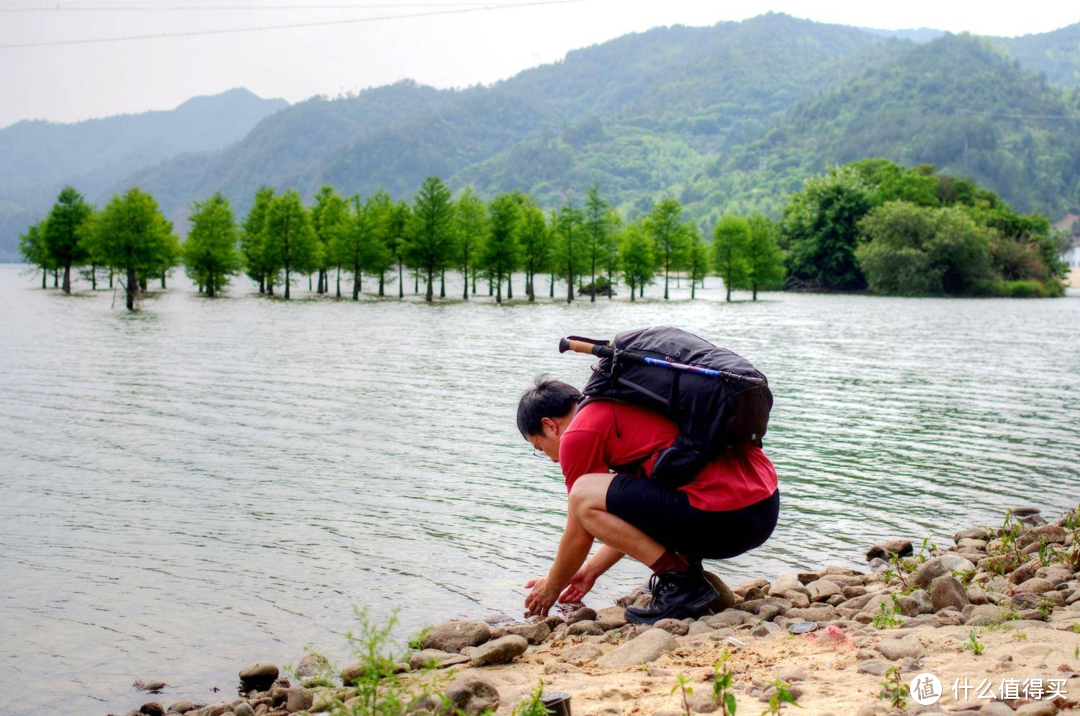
[1,264,1078,715]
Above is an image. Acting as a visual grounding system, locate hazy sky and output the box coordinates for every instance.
[1,0,1077,129]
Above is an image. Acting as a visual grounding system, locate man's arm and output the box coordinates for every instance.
[559,543,624,602]
[524,511,593,616]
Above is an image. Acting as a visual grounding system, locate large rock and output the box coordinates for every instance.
[468,635,528,666]
[703,572,737,611]
[285,687,313,714]
[865,540,913,561]
[563,643,603,661]
[596,628,677,668]
[566,620,603,637]
[806,580,842,603]
[907,588,933,614]
[502,621,551,645]
[1015,578,1056,594]
[912,556,976,588]
[1017,525,1067,549]
[929,576,970,612]
[238,662,279,691]
[408,649,469,671]
[768,573,808,596]
[420,621,491,654]
[654,618,689,636]
[443,676,499,716]
[295,652,329,680]
[595,606,628,631]
[565,607,597,625]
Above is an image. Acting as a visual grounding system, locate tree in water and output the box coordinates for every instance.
[619,220,655,302]
[18,221,53,288]
[454,188,487,300]
[406,176,455,302]
[183,193,241,297]
[643,198,689,300]
[601,207,622,299]
[743,214,786,300]
[517,200,550,302]
[582,183,608,303]
[42,186,93,294]
[242,187,275,294]
[554,199,584,304]
[261,189,319,300]
[685,226,709,299]
[481,194,521,304]
[311,186,348,295]
[712,215,751,302]
[385,200,411,299]
[92,188,177,311]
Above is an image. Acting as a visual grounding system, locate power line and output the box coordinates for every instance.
[0,0,582,48]
[0,2,506,11]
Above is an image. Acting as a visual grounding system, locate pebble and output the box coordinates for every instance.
[595,606,628,631]
[420,620,491,653]
[443,675,500,716]
[468,635,528,666]
[502,621,551,644]
[232,703,255,716]
[566,620,604,636]
[857,660,890,676]
[133,680,167,693]
[238,662,279,691]
[165,702,199,714]
[284,686,312,714]
[875,637,922,661]
[565,607,598,625]
[653,618,689,636]
[929,575,970,612]
[563,643,603,661]
[596,628,676,668]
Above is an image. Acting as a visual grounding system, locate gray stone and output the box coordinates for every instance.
[768,573,809,596]
[807,579,842,602]
[295,652,329,680]
[954,527,992,543]
[563,643,603,661]
[565,607,597,625]
[238,662,279,691]
[1015,577,1056,594]
[875,637,922,661]
[285,687,313,714]
[707,611,747,627]
[596,628,677,668]
[420,621,491,654]
[907,588,934,614]
[913,556,976,588]
[686,693,719,713]
[468,635,528,666]
[930,576,970,612]
[501,621,550,645]
[595,606,628,631]
[133,680,168,693]
[857,660,890,676]
[687,620,714,635]
[777,664,809,682]
[1016,525,1066,549]
[166,702,200,714]
[566,620,604,637]
[443,676,500,716]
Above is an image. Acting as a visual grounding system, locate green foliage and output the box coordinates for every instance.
[879,666,908,709]
[671,673,694,716]
[553,199,585,303]
[92,187,178,310]
[712,650,738,716]
[517,199,551,301]
[407,176,455,302]
[582,183,610,302]
[183,193,241,297]
[18,220,52,281]
[759,679,798,715]
[261,189,319,299]
[872,599,903,629]
[780,166,871,290]
[619,220,655,301]
[742,214,785,299]
[311,185,349,290]
[686,228,709,299]
[481,193,521,304]
[966,628,985,655]
[454,188,487,299]
[511,681,548,716]
[241,187,275,291]
[644,198,690,299]
[712,216,751,301]
[43,186,93,292]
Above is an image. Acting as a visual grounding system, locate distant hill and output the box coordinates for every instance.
[995,22,1080,89]
[684,33,1080,223]
[0,88,287,259]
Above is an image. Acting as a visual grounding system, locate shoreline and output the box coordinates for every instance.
[114,505,1080,716]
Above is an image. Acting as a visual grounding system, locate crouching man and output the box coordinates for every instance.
[518,376,779,624]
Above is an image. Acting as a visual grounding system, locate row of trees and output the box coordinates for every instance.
[779,159,1070,297]
[20,178,788,310]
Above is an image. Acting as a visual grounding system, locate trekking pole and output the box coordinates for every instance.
[559,335,765,386]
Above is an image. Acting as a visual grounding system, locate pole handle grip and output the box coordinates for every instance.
[559,338,601,355]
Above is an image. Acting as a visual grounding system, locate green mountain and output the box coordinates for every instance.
[687,33,1080,224]
[0,88,287,260]
[996,22,1080,88]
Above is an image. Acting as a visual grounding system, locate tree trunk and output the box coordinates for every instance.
[161,271,167,289]
[550,272,554,298]
[398,260,404,299]
[415,271,419,294]
[726,270,732,302]
[753,282,758,301]
[507,274,513,300]
[91,264,97,291]
[463,256,469,300]
[109,268,113,289]
[608,268,613,299]
[496,269,502,304]
[308,274,312,291]
[259,276,265,294]
[691,279,696,300]
[591,256,596,303]
[471,267,477,295]
[285,268,291,299]
[41,269,46,289]
[488,277,493,296]
[140,276,148,291]
[336,267,342,298]
[664,264,669,300]
[440,270,445,298]
[630,278,636,302]
[62,264,71,294]
[353,262,360,300]
[378,273,384,297]
[528,271,535,302]
[53,269,58,288]
[126,266,138,311]
[639,282,644,298]
[425,266,433,302]
[207,268,216,298]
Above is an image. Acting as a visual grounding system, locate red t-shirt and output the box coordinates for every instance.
[558,401,778,512]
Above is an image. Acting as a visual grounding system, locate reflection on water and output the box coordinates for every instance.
[0,265,1077,715]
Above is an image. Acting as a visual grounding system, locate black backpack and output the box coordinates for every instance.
[572,326,772,489]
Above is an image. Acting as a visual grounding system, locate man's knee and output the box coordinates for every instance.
[569,473,611,518]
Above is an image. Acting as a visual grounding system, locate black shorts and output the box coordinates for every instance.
[605,475,779,561]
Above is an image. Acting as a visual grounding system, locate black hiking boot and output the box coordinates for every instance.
[624,567,718,625]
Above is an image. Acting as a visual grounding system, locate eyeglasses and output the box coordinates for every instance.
[531,448,546,459]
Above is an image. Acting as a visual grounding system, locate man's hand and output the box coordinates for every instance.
[558,565,597,603]
[524,577,561,617]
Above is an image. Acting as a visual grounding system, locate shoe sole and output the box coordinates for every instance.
[624,588,719,625]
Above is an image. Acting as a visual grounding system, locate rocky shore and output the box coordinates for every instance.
[113,506,1080,716]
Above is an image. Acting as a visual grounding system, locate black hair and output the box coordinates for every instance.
[516,374,582,438]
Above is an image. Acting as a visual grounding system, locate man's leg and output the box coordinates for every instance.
[568,473,667,566]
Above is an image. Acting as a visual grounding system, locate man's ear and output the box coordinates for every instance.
[541,416,557,436]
